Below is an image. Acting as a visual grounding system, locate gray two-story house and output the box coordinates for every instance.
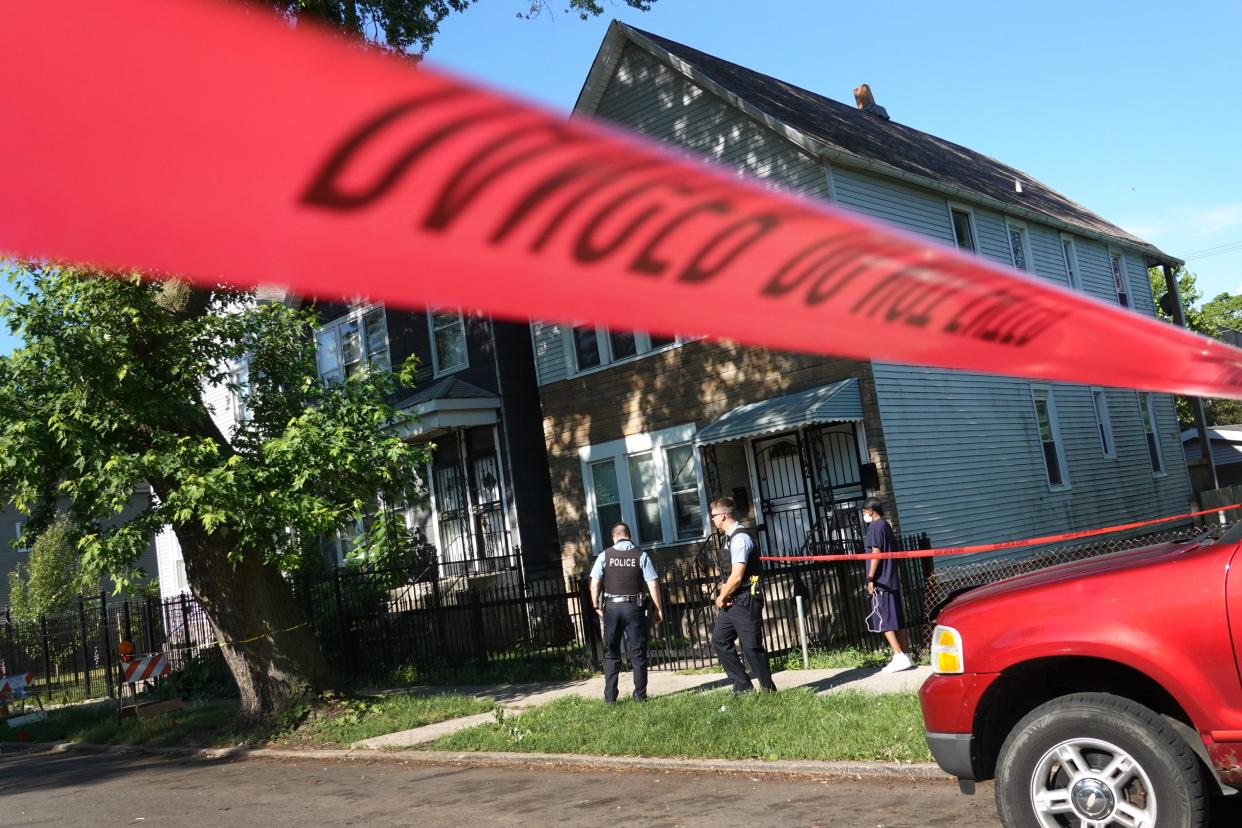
[533,22,1190,575]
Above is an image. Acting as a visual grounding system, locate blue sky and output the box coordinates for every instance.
[426,0,1242,298]
[3,0,1239,355]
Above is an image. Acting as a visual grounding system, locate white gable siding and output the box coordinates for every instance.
[829,166,955,245]
[534,42,831,386]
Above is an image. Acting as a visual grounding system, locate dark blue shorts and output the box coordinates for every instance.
[866,587,905,633]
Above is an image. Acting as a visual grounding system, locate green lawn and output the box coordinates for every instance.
[0,692,495,749]
[0,700,242,748]
[429,688,931,763]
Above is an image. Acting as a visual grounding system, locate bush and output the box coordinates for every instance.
[167,649,238,700]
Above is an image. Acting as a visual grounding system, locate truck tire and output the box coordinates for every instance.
[994,692,1207,828]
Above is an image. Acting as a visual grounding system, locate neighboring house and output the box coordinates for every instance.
[533,22,1191,574]
[1182,426,1242,488]
[313,301,561,583]
[156,298,562,597]
[1,487,161,606]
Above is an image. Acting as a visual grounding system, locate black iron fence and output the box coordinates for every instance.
[1,531,934,697]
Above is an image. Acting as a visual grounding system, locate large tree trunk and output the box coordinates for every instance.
[176,524,333,722]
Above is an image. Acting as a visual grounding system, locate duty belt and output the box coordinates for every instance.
[606,594,641,603]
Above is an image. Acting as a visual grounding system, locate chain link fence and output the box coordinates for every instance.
[919,518,1236,648]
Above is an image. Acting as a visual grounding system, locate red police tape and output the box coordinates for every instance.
[761,502,1242,562]
[3,1,1242,400]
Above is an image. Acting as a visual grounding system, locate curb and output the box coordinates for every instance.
[1,740,949,781]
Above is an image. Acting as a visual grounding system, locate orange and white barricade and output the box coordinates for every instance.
[117,653,180,721]
[1,671,44,723]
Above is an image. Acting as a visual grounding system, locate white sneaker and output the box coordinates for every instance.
[881,652,914,673]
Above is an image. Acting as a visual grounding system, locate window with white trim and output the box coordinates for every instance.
[949,206,977,253]
[316,305,390,383]
[666,444,704,539]
[1091,387,1115,458]
[590,458,622,542]
[627,451,663,544]
[429,308,468,376]
[568,326,679,375]
[1031,386,1069,488]
[1109,250,1130,307]
[1059,234,1082,291]
[1137,392,1164,474]
[14,521,28,556]
[226,360,251,424]
[580,424,706,551]
[1006,220,1031,272]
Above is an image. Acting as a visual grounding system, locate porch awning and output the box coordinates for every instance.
[392,376,500,440]
[694,378,862,446]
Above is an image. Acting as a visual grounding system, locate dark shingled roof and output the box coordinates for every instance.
[395,376,497,410]
[624,25,1167,259]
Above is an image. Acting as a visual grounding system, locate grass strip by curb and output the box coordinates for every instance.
[430,689,931,763]
[0,692,495,750]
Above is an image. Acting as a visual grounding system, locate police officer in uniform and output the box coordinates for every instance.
[590,522,664,703]
[710,497,777,692]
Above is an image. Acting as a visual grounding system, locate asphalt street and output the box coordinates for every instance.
[2,750,991,827]
[5,750,1242,827]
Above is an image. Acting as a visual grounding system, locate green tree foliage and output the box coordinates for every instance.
[1149,265,1242,427]
[265,0,659,55]
[0,266,431,718]
[6,514,96,622]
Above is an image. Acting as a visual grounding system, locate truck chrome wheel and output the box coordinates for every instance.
[994,693,1207,828]
[1030,737,1155,827]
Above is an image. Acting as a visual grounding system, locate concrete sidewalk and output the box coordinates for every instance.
[354,665,930,749]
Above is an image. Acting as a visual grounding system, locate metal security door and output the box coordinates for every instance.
[753,434,813,557]
[808,424,866,552]
[469,452,509,571]
[434,462,473,578]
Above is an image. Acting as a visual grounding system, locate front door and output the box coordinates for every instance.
[753,434,813,556]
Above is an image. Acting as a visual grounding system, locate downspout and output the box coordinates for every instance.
[1162,263,1219,491]
[488,316,526,589]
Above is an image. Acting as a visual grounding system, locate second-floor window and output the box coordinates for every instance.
[316,305,390,383]
[1137,392,1164,474]
[1110,251,1130,307]
[14,521,27,555]
[950,207,977,253]
[570,326,677,374]
[1060,234,1082,291]
[429,309,468,375]
[226,360,251,424]
[1006,220,1031,272]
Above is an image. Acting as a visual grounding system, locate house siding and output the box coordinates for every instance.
[835,169,1190,565]
[533,41,831,386]
[1,489,160,606]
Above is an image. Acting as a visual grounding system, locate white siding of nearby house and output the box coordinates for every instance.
[832,166,1189,564]
[533,42,831,386]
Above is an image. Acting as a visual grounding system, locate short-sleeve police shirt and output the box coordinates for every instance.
[728,526,755,565]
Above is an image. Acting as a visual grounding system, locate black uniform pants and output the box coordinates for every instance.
[711,592,776,692]
[602,599,648,702]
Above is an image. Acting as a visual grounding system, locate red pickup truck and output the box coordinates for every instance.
[920,528,1242,827]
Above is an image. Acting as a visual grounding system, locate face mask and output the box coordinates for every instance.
[862,513,874,524]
